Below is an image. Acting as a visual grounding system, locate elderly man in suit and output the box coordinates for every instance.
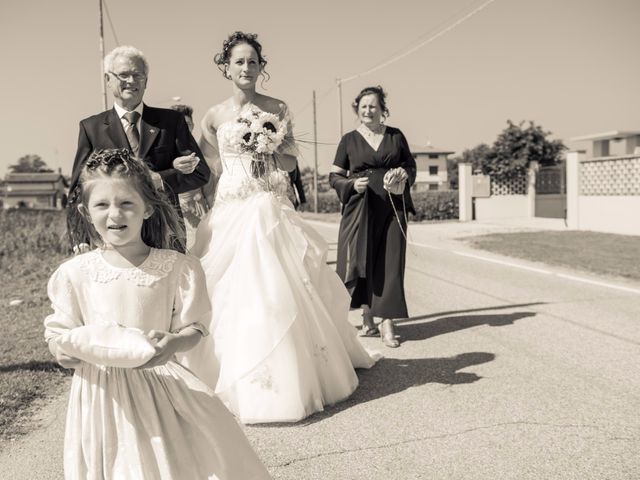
[67,45,210,251]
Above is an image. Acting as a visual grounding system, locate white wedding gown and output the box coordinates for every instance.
[182,111,378,424]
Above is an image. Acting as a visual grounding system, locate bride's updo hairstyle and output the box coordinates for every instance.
[214,31,269,82]
[352,85,390,119]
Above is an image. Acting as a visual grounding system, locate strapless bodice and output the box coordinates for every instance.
[214,121,290,202]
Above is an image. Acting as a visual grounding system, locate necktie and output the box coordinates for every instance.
[123,111,140,156]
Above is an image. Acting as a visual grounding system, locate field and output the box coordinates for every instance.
[0,209,71,442]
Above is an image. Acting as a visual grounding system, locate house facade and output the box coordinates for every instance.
[410,144,454,192]
[0,171,68,209]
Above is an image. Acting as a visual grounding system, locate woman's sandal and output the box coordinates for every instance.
[380,319,400,348]
[360,325,380,337]
[359,313,379,337]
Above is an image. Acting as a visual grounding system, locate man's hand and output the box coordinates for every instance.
[173,153,200,174]
[150,171,164,191]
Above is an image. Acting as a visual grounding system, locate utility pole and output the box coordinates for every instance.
[312,90,319,213]
[98,0,107,111]
[336,78,343,138]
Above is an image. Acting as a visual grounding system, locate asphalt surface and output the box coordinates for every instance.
[1,218,639,479]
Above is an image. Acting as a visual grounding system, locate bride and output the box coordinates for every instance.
[181,31,378,424]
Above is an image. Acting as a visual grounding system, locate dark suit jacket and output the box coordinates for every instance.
[67,105,210,247]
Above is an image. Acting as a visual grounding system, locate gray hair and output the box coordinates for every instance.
[103,46,149,75]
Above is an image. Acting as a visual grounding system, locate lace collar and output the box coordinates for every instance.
[79,248,178,286]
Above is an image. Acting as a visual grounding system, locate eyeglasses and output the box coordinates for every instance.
[108,71,146,83]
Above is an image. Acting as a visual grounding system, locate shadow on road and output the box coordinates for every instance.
[398,302,545,325]
[398,311,537,342]
[282,351,496,427]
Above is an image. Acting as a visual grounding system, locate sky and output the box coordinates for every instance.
[1,0,639,175]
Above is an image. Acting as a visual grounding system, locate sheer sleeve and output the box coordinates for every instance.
[277,102,299,158]
[170,255,211,336]
[398,130,417,186]
[44,264,84,343]
[330,135,356,204]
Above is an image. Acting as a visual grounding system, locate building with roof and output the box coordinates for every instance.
[0,170,68,209]
[570,130,640,157]
[409,143,454,192]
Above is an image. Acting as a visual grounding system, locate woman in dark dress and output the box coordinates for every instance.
[329,86,416,348]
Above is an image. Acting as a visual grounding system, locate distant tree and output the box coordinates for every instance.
[452,121,566,182]
[8,154,53,173]
[448,143,494,189]
[487,121,566,179]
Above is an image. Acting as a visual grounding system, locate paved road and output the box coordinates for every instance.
[2,219,639,479]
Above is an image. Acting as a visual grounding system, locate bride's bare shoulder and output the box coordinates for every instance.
[256,94,289,117]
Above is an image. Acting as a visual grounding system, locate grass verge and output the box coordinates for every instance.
[0,210,72,443]
[468,230,640,281]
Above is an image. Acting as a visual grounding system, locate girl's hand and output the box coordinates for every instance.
[138,330,179,368]
[50,342,82,369]
[353,177,369,193]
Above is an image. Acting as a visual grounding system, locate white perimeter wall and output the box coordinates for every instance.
[474,195,528,220]
[578,196,640,236]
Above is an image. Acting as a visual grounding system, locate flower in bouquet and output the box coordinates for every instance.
[230,122,254,152]
[235,108,287,155]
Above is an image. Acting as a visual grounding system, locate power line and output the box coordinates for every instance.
[294,84,335,118]
[361,0,485,75]
[340,0,499,84]
[103,0,120,46]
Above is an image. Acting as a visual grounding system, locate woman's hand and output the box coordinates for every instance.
[386,167,408,184]
[353,177,369,193]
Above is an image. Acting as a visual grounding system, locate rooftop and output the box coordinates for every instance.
[5,172,68,184]
[570,131,640,142]
[410,144,455,155]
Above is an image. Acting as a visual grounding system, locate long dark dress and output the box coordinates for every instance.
[330,126,416,319]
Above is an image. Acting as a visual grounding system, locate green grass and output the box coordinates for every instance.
[468,230,640,281]
[0,210,72,442]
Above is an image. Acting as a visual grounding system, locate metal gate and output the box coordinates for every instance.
[535,165,566,218]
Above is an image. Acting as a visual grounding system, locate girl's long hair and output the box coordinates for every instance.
[69,148,185,251]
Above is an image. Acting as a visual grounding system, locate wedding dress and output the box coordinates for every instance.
[181,105,378,424]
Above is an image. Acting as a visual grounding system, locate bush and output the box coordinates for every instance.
[299,191,342,213]
[301,189,459,221]
[411,191,459,221]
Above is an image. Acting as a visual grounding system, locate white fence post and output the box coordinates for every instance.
[527,161,539,217]
[458,162,473,221]
[565,151,585,229]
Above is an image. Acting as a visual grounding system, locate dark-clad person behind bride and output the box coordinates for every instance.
[330,86,416,348]
[179,31,378,425]
[171,103,214,250]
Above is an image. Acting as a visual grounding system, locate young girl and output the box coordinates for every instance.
[45,148,271,479]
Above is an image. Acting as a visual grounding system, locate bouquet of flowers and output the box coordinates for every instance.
[231,107,287,156]
[228,106,292,196]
